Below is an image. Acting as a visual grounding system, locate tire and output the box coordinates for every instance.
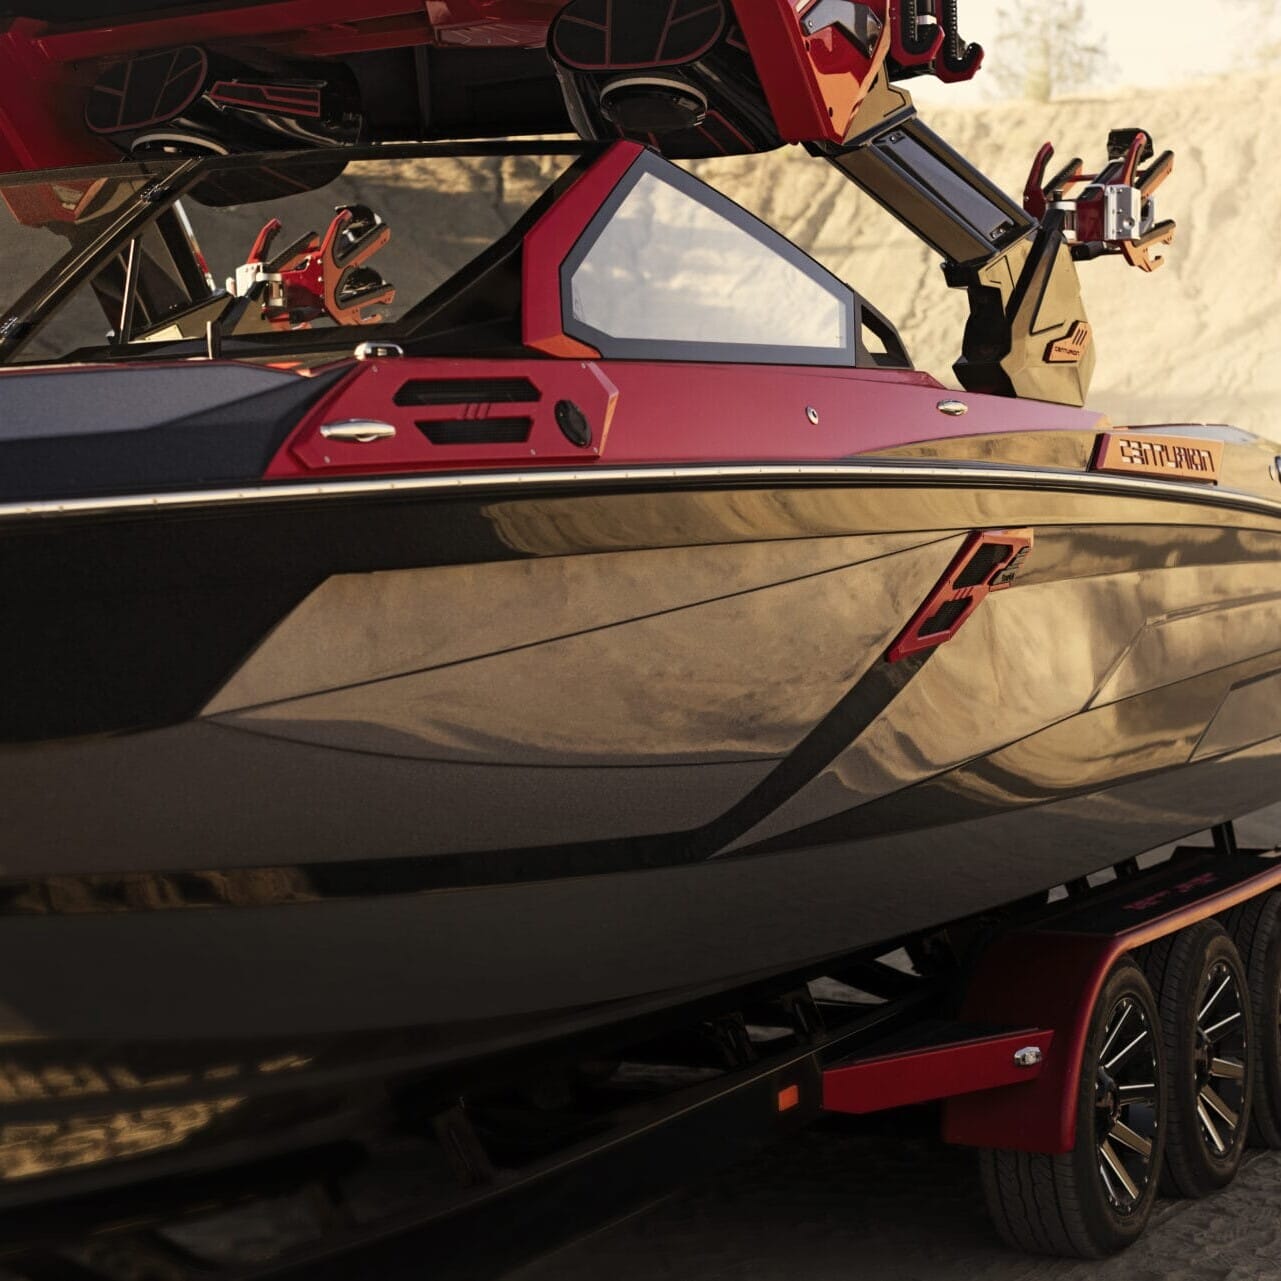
[1224,892,1281,1148]
[1144,919,1254,1197]
[980,961,1165,1257]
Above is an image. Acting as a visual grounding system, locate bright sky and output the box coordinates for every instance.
[910,1,1261,102]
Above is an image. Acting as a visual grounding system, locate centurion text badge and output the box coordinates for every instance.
[1092,433,1224,485]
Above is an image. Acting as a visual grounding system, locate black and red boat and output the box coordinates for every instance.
[1,0,1280,1239]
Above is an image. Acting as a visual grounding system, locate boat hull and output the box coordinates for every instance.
[4,462,1281,1200]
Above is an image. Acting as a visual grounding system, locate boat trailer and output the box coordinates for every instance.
[3,827,1278,1276]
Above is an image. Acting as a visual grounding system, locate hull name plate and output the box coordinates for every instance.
[1093,432,1223,485]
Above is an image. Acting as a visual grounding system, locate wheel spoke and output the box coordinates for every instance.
[1118,1081,1156,1097]
[1209,1056,1246,1082]
[1199,974,1231,1021]
[1201,1084,1240,1129]
[1115,1091,1156,1107]
[1108,1120,1153,1160]
[1104,1027,1149,1072]
[1099,1138,1140,1201]
[1197,1096,1228,1153]
[1100,1001,1133,1063]
[1201,1010,1242,1039]
[1098,1158,1120,1202]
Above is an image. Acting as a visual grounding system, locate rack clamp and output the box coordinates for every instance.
[1024,127,1177,273]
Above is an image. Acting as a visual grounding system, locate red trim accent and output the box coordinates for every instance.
[944,857,1281,1154]
[207,81,324,118]
[550,0,727,71]
[823,1029,1054,1115]
[0,23,116,172]
[19,1,563,63]
[521,141,641,360]
[933,40,985,84]
[264,356,1101,481]
[888,0,944,70]
[28,3,434,62]
[886,528,1033,663]
[1074,190,1109,246]
[317,209,394,325]
[698,108,753,155]
[1023,141,1055,220]
[532,333,601,360]
[245,217,283,265]
[586,362,620,449]
[84,46,209,135]
[269,358,619,476]
[727,0,890,145]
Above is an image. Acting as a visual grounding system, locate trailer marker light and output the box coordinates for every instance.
[777,1084,800,1112]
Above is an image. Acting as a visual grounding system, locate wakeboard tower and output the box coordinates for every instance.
[0,0,1176,405]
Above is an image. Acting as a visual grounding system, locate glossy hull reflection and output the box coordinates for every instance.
[4,463,1281,1203]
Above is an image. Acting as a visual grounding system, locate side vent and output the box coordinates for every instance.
[888,529,1034,663]
[953,540,1017,589]
[394,378,541,407]
[417,417,533,446]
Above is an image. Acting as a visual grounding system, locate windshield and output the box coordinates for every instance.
[0,146,582,366]
[0,174,159,319]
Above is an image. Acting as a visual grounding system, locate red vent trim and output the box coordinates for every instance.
[887,528,1034,663]
[207,82,324,119]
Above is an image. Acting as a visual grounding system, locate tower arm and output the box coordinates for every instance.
[816,78,1175,407]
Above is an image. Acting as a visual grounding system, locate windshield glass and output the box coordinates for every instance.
[0,147,580,365]
[0,175,157,319]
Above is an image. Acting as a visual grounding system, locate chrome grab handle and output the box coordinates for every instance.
[354,341,404,361]
[319,419,397,443]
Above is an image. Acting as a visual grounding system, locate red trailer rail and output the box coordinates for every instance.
[818,838,1281,1255]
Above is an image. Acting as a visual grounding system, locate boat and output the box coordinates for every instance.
[1,0,1280,1218]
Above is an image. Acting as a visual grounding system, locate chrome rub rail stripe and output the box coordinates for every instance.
[2,463,1281,521]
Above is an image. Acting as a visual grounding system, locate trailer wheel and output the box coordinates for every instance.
[1144,920,1254,1197]
[1225,892,1281,1148]
[980,961,1164,1257]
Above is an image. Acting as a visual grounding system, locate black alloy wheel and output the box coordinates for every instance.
[1145,919,1254,1197]
[1092,987,1163,1214]
[980,960,1165,1257]
[1225,891,1281,1148]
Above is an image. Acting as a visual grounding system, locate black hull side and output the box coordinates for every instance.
[3,464,1281,1202]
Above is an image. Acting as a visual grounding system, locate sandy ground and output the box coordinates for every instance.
[513,1133,1281,1281]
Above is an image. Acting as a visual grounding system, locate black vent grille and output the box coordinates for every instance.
[953,543,1012,589]
[395,378,540,407]
[417,417,533,445]
[918,599,971,637]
